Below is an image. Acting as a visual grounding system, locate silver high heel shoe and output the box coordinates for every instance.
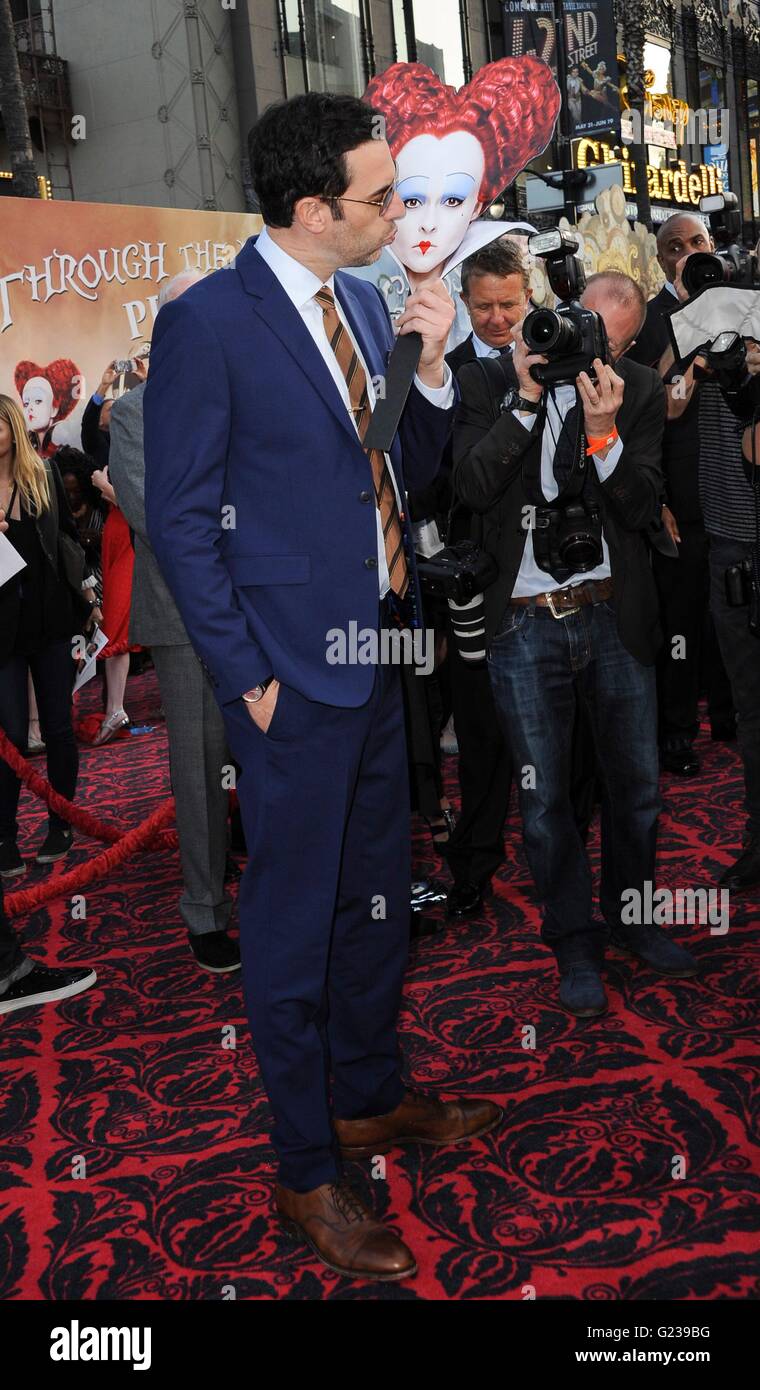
[93,709,130,746]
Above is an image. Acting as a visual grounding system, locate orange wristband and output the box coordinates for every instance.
[586,427,619,456]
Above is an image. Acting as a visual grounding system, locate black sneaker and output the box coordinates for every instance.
[189,931,241,973]
[35,825,73,864]
[0,840,25,878]
[0,963,96,1016]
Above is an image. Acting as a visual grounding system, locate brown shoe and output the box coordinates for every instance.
[275,1180,417,1282]
[335,1088,503,1158]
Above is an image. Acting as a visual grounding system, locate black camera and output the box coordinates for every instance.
[533,501,604,584]
[681,193,760,296]
[704,329,749,393]
[725,556,760,637]
[522,230,609,386]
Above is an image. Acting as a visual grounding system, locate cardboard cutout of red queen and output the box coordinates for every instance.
[361,58,561,299]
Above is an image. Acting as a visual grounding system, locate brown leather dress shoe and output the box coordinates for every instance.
[275,1180,417,1282]
[334,1088,503,1158]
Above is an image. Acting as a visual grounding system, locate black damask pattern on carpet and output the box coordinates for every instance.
[0,670,758,1300]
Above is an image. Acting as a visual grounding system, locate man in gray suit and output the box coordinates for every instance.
[109,271,240,974]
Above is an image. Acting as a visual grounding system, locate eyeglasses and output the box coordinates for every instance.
[331,178,398,217]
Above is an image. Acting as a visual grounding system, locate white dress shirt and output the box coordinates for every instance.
[254,226,454,597]
[511,384,623,597]
[472,331,507,359]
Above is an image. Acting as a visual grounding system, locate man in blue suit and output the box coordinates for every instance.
[144,92,501,1282]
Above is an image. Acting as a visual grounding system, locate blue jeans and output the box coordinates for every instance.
[488,598,660,969]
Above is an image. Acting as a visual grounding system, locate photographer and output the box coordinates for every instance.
[628,214,735,775]
[666,232,760,889]
[454,267,697,1016]
[687,303,760,890]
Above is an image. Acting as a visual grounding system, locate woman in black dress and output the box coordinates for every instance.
[0,395,101,877]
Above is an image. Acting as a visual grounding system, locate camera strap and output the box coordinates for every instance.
[521,388,589,508]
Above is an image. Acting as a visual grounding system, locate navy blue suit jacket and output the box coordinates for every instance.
[143,237,454,708]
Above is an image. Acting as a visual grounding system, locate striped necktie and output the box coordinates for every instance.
[315,285,409,598]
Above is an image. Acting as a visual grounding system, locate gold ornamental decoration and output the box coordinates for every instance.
[529,186,664,308]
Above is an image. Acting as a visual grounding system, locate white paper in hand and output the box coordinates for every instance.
[0,532,27,588]
[667,286,760,359]
[73,626,109,694]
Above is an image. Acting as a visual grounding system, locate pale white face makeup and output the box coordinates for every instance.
[392,131,486,278]
[22,376,56,432]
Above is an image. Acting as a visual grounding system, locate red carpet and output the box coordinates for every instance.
[1,668,758,1300]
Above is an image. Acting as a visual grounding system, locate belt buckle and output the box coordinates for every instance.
[547,588,581,620]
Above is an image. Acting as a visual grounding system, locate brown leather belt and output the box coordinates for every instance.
[510,576,613,618]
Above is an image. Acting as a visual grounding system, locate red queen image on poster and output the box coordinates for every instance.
[0,198,261,454]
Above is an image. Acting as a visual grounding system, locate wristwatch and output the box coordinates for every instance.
[501,388,541,415]
[242,676,275,704]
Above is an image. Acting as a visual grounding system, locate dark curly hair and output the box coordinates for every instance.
[249,92,381,228]
[54,446,107,513]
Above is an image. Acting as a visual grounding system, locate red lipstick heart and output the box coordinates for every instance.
[417,241,432,254]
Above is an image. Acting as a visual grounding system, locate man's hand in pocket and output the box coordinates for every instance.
[244,679,280,734]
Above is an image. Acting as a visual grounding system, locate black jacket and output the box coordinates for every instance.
[410,334,519,542]
[453,355,666,666]
[0,459,87,663]
[626,286,702,524]
[81,396,111,472]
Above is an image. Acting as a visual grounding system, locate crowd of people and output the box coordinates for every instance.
[1,89,758,1282]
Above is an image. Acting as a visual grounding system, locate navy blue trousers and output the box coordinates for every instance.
[222,658,410,1192]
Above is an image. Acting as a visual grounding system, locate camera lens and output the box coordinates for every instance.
[681,251,727,296]
[523,309,581,355]
[559,530,602,572]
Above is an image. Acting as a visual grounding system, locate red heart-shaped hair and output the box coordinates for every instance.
[14,357,82,423]
[364,58,561,206]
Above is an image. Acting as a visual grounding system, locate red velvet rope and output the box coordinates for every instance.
[0,728,127,841]
[0,726,179,918]
[4,798,176,916]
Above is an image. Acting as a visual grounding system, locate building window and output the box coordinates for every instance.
[306,1,367,95]
[278,1,369,97]
[644,40,671,97]
[410,0,465,89]
[699,62,726,112]
[279,0,307,96]
[391,0,409,62]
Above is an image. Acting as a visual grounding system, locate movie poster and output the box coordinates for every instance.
[502,0,620,139]
[501,1,557,70]
[0,198,261,455]
[563,1,620,139]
